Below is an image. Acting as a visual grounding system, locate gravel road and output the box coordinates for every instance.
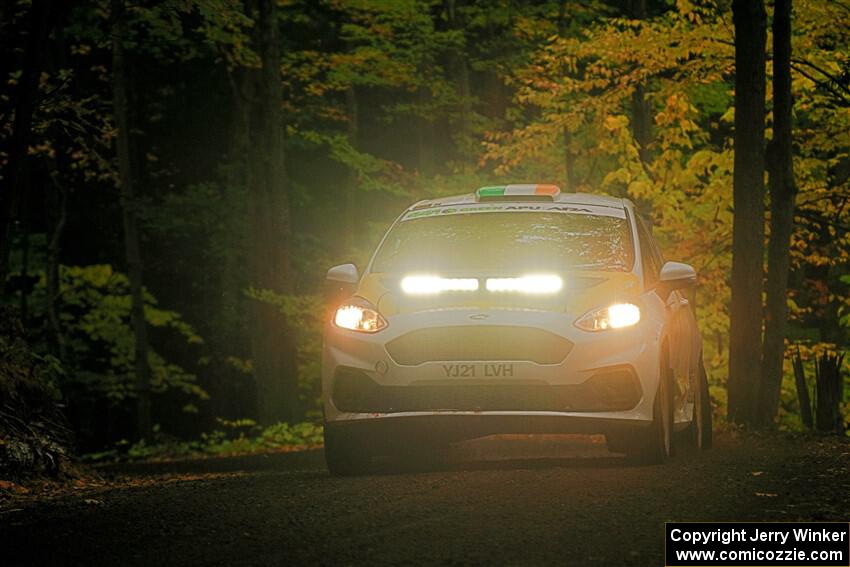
[2,432,848,566]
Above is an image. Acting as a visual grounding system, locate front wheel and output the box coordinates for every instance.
[690,356,713,450]
[628,360,674,464]
[324,426,373,476]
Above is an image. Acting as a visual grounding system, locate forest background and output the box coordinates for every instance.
[1,0,848,459]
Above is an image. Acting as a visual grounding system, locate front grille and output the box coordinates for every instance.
[332,366,642,413]
[385,326,573,366]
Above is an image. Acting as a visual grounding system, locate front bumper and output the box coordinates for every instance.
[323,413,653,449]
[322,307,661,435]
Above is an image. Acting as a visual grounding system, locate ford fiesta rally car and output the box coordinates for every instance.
[322,184,712,474]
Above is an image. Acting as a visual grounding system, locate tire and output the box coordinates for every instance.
[690,356,713,450]
[393,442,447,473]
[324,425,372,476]
[604,433,629,454]
[628,357,674,464]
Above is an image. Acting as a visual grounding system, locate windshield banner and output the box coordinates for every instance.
[401,202,627,222]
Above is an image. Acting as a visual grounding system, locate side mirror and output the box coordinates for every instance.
[325,263,359,306]
[326,263,359,285]
[656,261,696,301]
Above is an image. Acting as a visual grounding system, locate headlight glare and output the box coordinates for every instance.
[401,276,479,295]
[334,301,387,333]
[607,303,641,328]
[486,275,563,294]
[575,302,640,331]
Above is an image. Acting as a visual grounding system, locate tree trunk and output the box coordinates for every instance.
[558,1,578,192]
[814,352,845,433]
[223,66,253,344]
[631,84,653,165]
[46,162,68,361]
[758,0,797,426]
[112,0,152,441]
[445,0,474,164]
[481,7,508,123]
[627,0,651,162]
[727,0,767,425]
[0,0,50,293]
[791,348,813,428]
[627,0,653,213]
[248,0,298,425]
[417,84,435,176]
[19,225,30,323]
[205,66,254,421]
[344,85,358,252]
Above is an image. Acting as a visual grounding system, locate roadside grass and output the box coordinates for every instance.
[82,420,324,463]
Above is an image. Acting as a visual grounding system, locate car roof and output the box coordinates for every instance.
[407,191,631,212]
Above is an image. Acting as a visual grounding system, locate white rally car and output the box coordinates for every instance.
[322,184,711,474]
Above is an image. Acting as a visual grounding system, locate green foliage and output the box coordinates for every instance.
[28,265,208,406]
[85,420,324,462]
[245,288,324,413]
[299,130,414,197]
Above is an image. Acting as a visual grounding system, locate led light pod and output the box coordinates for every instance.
[485,275,563,294]
[400,276,479,295]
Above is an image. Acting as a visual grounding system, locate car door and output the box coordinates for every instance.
[636,216,692,420]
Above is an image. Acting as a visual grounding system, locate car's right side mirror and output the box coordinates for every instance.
[325,263,359,306]
[656,261,697,301]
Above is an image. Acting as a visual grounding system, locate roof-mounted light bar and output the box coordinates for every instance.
[476,184,561,202]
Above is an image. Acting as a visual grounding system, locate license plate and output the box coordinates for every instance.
[442,363,515,378]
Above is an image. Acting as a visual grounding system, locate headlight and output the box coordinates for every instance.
[575,303,640,331]
[334,299,387,333]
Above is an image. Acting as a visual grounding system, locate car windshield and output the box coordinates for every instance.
[372,211,634,273]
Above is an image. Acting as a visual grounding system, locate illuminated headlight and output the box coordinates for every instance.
[486,275,563,294]
[334,299,387,333]
[575,303,640,331]
[401,276,479,295]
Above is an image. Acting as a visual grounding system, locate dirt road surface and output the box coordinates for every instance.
[2,432,848,566]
